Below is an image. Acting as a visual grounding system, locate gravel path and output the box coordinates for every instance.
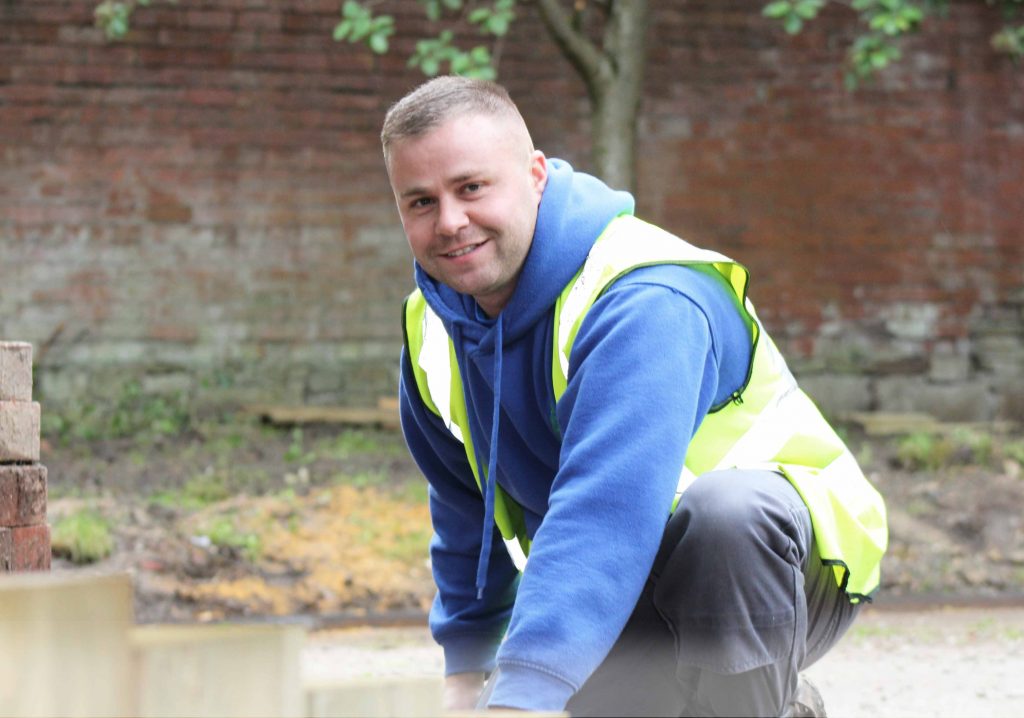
[303,605,1024,717]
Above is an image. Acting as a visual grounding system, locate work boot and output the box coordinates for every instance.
[782,676,827,717]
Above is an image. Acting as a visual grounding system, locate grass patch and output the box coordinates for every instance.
[51,510,115,564]
[200,516,262,562]
[894,428,1005,471]
[42,380,191,444]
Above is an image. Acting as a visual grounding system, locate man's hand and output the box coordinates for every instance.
[444,671,486,711]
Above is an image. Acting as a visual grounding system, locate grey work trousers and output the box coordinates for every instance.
[486,468,862,717]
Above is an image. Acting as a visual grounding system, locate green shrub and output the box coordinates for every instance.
[202,517,262,562]
[895,432,953,470]
[51,510,115,564]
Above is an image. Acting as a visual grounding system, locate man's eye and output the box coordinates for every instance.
[463,183,481,194]
[410,197,434,209]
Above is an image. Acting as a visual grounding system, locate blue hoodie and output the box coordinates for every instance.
[399,159,753,711]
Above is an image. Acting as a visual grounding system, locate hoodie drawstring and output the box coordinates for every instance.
[473,316,503,600]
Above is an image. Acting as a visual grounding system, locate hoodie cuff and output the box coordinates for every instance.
[487,661,576,712]
[442,634,500,676]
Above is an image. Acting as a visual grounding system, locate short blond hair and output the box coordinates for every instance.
[381,76,531,164]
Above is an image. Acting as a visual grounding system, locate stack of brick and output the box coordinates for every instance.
[0,342,50,571]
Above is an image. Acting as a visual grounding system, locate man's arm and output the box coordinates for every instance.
[487,268,752,711]
[398,348,521,681]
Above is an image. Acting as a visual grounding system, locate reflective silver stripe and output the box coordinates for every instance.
[557,216,734,380]
[418,305,463,443]
[504,537,528,572]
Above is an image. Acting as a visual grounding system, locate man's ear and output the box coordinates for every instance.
[529,150,548,198]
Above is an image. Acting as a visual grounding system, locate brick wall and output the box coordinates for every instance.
[1,0,1021,420]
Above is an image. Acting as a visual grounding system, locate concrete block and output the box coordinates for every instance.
[0,525,51,571]
[0,572,134,717]
[797,374,874,417]
[875,377,998,422]
[131,623,305,718]
[305,676,443,718]
[0,464,47,527]
[0,342,33,402]
[0,401,41,463]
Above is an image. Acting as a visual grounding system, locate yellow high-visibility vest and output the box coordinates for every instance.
[404,215,888,600]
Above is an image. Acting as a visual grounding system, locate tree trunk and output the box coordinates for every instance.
[534,0,649,193]
[590,1,648,193]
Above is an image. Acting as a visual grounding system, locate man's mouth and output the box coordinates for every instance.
[443,242,483,258]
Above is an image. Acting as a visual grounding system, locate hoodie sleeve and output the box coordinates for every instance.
[487,268,752,711]
[398,347,521,675]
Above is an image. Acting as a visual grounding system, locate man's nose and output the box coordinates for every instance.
[436,198,469,237]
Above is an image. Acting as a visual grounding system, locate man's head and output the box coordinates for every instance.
[383,76,548,317]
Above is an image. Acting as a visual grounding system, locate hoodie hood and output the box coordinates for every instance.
[412,158,634,599]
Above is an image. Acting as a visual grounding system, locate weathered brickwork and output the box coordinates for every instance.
[0,465,48,528]
[1,1,1021,419]
[0,343,50,572]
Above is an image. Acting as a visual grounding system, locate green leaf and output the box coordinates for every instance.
[352,16,371,39]
[783,13,804,33]
[422,58,440,76]
[110,15,128,38]
[763,1,793,19]
[369,32,389,54]
[333,20,352,41]
[794,0,823,19]
[442,0,463,9]
[343,0,364,19]
[422,0,442,22]
[468,7,491,23]
[486,15,510,35]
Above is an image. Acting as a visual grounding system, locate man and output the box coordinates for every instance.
[383,76,887,716]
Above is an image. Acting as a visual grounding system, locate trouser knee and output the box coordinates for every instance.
[653,469,813,585]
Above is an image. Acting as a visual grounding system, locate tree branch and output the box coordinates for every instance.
[533,0,606,89]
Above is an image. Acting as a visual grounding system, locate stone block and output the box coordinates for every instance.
[929,352,971,383]
[132,623,305,718]
[0,524,51,571]
[305,676,443,718]
[875,377,998,422]
[0,572,134,716]
[797,374,874,417]
[0,464,47,527]
[0,401,41,463]
[0,342,33,402]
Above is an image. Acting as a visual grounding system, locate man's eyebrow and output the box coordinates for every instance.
[399,172,481,199]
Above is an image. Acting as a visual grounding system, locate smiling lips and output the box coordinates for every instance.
[443,241,485,259]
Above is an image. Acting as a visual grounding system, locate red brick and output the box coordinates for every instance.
[0,525,51,572]
[0,465,47,528]
[10,525,51,571]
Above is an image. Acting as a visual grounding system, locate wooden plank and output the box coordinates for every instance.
[132,623,305,718]
[0,572,135,717]
[840,412,1019,437]
[246,404,400,430]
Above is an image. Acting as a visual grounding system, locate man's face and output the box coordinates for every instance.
[387,113,548,317]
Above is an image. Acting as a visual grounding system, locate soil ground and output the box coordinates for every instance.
[302,605,1024,717]
[41,415,1024,623]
